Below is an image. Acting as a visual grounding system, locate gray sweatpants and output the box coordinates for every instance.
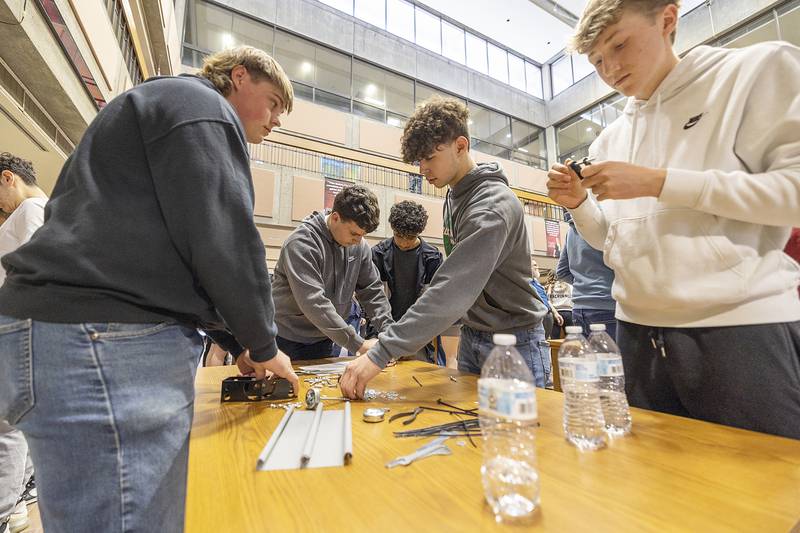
[0,419,33,521]
[617,321,800,440]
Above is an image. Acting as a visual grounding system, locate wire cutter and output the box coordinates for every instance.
[389,406,423,425]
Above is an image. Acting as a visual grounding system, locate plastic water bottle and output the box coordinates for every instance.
[478,334,540,523]
[587,324,632,436]
[558,326,606,451]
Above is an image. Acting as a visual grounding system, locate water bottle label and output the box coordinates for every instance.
[478,379,537,421]
[596,356,624,377]
[559,359,598,382]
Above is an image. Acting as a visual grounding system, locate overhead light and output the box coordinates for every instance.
[506,133,511,138]
[467,119,474,125]
[387,116,402,127]
[301,61,313,74]
[585,127,594,132]
[518,147,529,153]
[365,83,377,96]
[221,33,235,49]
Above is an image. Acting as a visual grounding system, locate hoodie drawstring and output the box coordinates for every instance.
[648,328,667,359]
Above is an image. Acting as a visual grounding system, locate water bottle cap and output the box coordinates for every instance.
[565,326,582,334]
[589,324,607,331]
[493,334,517,346]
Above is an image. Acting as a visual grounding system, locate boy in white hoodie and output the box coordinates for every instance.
[547,0,800,439]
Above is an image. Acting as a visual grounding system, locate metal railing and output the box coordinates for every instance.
[249,141,446,198]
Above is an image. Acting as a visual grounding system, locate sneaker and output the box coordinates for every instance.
[20,477,36,506]
[7,501,28,532]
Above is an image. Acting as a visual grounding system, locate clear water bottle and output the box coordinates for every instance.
[558,326,606,451]
[587,324,632,436]
[478,334,540,523]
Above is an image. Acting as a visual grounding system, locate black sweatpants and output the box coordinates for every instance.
[617,320,800,440]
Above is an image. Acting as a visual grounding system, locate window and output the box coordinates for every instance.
[274,30,315,85]
[185,0,274,53]
[415,82,462,106]
[571,53,595,83]
[487,43,508,83]
[551,55,573,95]
[386,0,414,42]
[315,47,351,97]
[557,106,604,160]
[318,0,352,15]
[415,7,441,54]
[465,32,487,74]
[508,54,525,91]
[779,3,800,46]
[469,102,511,148]
[353,60,386,107]
[441,21,465,64]
[355,0,385,29]
[384,70,414,117]
[720,17,779,49]
[511,119,546,167]
[525,62,543,99]
[316,89,351,113]
[353,100,385,122]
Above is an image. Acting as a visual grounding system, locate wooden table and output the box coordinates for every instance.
[186,361,800,532]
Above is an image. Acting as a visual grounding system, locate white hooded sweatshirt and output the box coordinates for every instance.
[571,41,800,328]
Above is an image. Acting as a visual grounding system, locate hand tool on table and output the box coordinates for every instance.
[385,437,452,468]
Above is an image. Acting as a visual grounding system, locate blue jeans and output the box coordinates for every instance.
[0,316,203,533]
[457,324,552,388]
[572,308,618,340]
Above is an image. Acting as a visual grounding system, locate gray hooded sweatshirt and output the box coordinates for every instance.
[367,162,546,368]
[272,211,392,353]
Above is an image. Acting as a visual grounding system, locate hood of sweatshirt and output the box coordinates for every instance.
[451,162,508,199]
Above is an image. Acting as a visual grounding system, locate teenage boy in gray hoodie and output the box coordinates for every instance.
[339,97,548,398]
[271,185,393,360]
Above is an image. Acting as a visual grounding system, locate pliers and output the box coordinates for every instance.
[389,407,423,425]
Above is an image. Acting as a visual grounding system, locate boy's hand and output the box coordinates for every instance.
[339,354,382,399]
[547,162,588,208]
[580,161,666,201]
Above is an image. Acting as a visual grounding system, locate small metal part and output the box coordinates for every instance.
[363,408,388,423]
[412,376,423,387]
[449,376,457,382]
[304,388,347,410]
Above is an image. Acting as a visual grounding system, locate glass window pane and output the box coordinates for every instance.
[387,0,414,42]
[508,54,525,91]
[274,30,315,85]
[551,55,572,95]
[385,71,414,116]
[353,100,385,122]
[318,0,353,15]
[355,0,385,29]
[557,106,603,159]
[353,59,386,107]
[192,0,233,51]
[571,53,594,82]
[469,102,511,148]
[779,4,800,46]
[291,81,313,102]
[315,89,351,113]
[415,83,461,105]
[386,111,407,128]
[315,46,351,97]
[487,43,508,83]
[415,7,441,54]
[465,32,487,74]
[512,119,546,161]
[230,13,273,51]
[723,18,779,48]
[525,62,543,99]
[441,21,465,64]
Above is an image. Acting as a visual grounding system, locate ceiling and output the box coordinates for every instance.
[419,0,711,64]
